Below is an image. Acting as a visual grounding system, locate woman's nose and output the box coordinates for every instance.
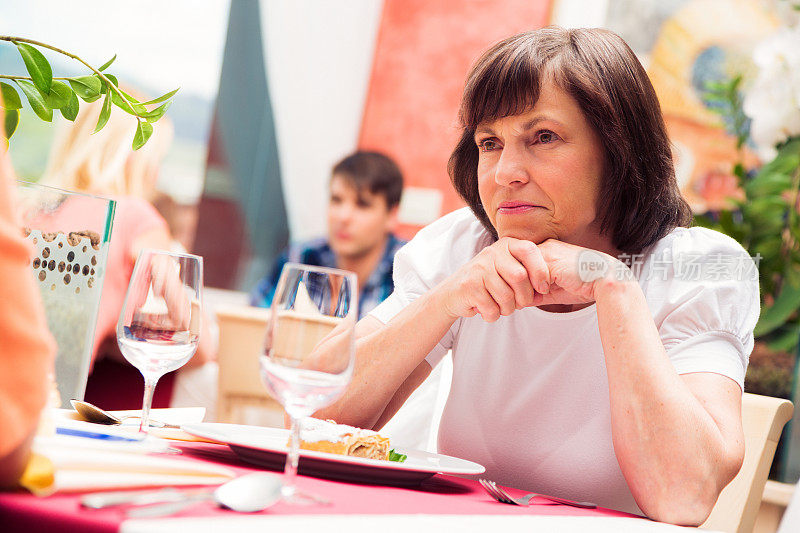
[494,146,530,186]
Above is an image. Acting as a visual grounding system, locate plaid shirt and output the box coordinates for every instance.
[249,234,406,319]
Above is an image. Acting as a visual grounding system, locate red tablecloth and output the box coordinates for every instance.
[0,442,640,533]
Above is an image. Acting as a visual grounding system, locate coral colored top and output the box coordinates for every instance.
[0,153,55,459]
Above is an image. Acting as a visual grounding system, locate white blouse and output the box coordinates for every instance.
[370,208,759,515]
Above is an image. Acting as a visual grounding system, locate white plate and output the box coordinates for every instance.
[182,422,484,486]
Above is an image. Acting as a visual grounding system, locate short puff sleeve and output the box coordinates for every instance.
[639,227,759,389]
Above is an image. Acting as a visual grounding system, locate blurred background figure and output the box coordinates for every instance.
[39,95,217,411]
[0,103,55,488]
[250,151,406,319]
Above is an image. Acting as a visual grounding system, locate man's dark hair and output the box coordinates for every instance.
[332,151,404,209]
[448,26,692,254]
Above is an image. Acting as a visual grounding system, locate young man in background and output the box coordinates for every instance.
[251,151,406,318]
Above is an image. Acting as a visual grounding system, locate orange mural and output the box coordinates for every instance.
[358,0,553,239]
[599,0,778,212]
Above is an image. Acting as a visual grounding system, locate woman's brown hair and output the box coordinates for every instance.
[448,26,691,254]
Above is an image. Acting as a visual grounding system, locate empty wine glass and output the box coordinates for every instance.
[117,249,203,433]
[259,263,357,504]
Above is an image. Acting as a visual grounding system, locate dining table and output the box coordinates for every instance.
[0,434,704,533]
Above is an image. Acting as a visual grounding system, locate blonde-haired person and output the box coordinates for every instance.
[41,90,172,202]
[40,95,216,410]
[0,102,55,487]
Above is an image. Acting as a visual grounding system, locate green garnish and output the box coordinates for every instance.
[388,449,407,462]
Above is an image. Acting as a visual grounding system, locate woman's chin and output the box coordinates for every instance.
[496,227,551,244]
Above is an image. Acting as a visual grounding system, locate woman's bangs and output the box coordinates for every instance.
[463,48,547,130]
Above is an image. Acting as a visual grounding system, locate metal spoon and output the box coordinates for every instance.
[124,473,283,517]
[70,399,176,428]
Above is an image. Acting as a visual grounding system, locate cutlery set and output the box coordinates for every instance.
[81,473,283,517]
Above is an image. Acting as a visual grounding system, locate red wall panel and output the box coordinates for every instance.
[359,0,553,238]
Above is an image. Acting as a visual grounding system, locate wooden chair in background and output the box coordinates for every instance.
[702,393,793,533]
[215,305,285,427]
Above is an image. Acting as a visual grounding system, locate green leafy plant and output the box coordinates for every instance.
[0,36,178,150]
[696,77,800,356]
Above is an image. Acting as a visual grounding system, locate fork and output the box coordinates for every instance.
[478,478,597,509]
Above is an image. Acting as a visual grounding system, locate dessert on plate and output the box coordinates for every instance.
[292,418,391,460]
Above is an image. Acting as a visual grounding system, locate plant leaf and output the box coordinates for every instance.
[753,237,782,265]
[60,89,79,121]
[139,88,179,106]
[15,42,52,95]
[0,82,22,110]
[132,120,153,150]
[43,81,73,109]
[99,74,119,93]
[143,101,171,123]
[68,76,102,102]
[111,89,146,116]
[743,196,787,219]
[745,171,793,196]
[755,283,800,337]
[3,108,20,138]
[14,79,52,122]
[98,54,117,72]
[765,323,800,353]
[94,91,112,133]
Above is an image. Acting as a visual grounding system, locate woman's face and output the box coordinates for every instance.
[475,80,608,249]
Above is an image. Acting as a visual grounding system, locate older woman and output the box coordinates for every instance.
[318,27,758,525]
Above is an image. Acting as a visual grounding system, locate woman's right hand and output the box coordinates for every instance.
[437,237,551,322]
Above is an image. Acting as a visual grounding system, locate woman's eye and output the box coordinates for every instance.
[478,139,499,152]
[536,130,560,144]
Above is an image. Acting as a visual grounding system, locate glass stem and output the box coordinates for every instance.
[139,376,159,433]
[282,415,302,498]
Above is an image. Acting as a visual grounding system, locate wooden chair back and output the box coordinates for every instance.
[702,392,793,533]
[215,305,284,426]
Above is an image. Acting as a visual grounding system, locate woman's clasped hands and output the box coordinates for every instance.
[439,237,631,322]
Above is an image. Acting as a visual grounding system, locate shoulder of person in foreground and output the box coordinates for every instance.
[639,225,760,390]
[0,155,55,488]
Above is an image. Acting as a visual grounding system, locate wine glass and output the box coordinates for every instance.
[260,263,357,503]
[117,249,203,433]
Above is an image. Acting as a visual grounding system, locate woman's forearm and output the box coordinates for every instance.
[317,285,457,428]
[594,277,741,525]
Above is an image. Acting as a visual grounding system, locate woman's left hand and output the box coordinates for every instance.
[531,239,630,307]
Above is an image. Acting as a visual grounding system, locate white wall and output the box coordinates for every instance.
[261,0,384,242]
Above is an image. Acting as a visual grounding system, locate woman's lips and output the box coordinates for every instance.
[497,202,539,214]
